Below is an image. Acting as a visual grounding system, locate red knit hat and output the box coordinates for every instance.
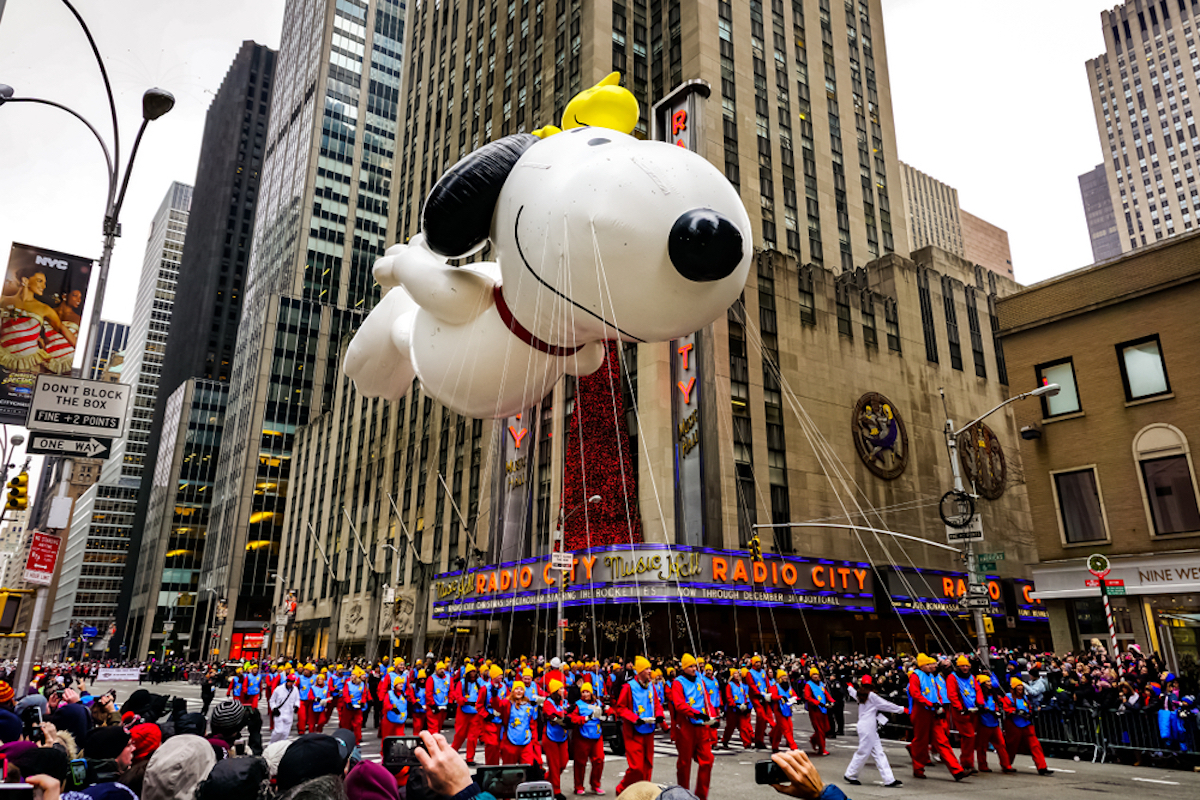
[129,723,162,761]
[0,682,13,704]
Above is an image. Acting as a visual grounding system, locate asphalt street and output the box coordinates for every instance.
[90,680,1200,800]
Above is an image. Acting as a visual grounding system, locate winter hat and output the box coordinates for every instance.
[262,740,291,778]
[85,725,131,760]
[142,734,217,800]
[276,733,346,793]
[634,656,652,673]
[9,743,68,782]
[195,756,271,800]
[0,682,13,704]
[916,653,936,668]
[345,760,400,800]
[175,712,207,738]
[210,699,247,733]
[130,723,163,760]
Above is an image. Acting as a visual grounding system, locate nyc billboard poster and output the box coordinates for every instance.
[0,243,94,425]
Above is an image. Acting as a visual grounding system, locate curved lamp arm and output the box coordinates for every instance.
[0,96,116,203]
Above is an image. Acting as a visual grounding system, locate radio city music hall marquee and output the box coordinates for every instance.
[431,544,876,619]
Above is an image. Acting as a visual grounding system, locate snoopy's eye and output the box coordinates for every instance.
[588,138,611,146]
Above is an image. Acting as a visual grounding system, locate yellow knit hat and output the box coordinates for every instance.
[809,667,819,677]
[978,674,992,684]
[634,656,651,673]
[1010,677,1023,689]
[512,680,525,690]
[522,667,533,677]
[680,653,697,670]
[417,669,426,679]
[549,679,564,694]
[580,682,594,693]
[489,665,503,679]
[778,669,789,680]
[916,653,936,668]
[955,656,970,667]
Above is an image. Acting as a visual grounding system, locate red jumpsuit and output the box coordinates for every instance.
[722,680,754,748]
[451,678,486,763]
[425,673,452,734]
[569,698,607,794]
[614,680,665,796]
[381,682,409,739]
[1003,694,1048,771]
[670,675,716,800]
[802,679,830,755]
[770,682,799,752]
[341,680,369,744]
[407,676,428,735]
[480,681,507,765]
[747,668,776,748]
[947,672,979,771]
[973,688,1013,772]
[542,696,572,795]
[492,696,539,766]
[907,671,963,778]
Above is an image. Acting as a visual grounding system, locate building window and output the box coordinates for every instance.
[835,281,853,338]
[884,297,901,352]
[798,264,816,326]
[1117,334,1171,400]
[1052,467,1109,544]
[941,275,963,371]
[1035,358,1082,417]
[1134,424,1200,535]
[917,269,938,363]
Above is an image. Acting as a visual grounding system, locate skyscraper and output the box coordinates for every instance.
[85,321,129,381]
[899,161,1013,278]
[120,41,276,660]
[1086,0,1200,253]
[47,182,191,654]
[1079,163,1124,262]
[204,0,405,658]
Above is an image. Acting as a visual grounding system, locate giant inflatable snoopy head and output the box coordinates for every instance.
[344,103,751,418]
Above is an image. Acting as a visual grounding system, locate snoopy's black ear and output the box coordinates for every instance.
[422,133,539,258]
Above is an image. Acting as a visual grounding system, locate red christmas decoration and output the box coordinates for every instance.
[561,341,643,550]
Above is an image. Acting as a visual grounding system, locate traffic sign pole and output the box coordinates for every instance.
[16,462,70,693]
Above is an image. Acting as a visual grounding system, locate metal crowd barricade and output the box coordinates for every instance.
[1032,707,1103,762]
[1098,709,1198,764]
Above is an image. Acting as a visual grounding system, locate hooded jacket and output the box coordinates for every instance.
[142,734,217,800]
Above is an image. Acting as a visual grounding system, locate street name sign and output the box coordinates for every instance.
[945,517,983,543]
[962,595,992,608]
[27,432,113,458]
[26,375,129,438]
[976,552,1005,563]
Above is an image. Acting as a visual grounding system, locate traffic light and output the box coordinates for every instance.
[5,472,27,511]
[749,532,763,562]
[0,592,21,634]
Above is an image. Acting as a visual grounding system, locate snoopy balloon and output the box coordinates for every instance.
[344,73,752,418]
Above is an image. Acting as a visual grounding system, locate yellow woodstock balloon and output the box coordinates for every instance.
[533,72,638,138]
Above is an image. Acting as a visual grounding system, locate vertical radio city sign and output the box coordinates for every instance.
[653,81,713,547]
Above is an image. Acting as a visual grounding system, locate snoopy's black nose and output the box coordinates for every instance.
[668,209,744,282]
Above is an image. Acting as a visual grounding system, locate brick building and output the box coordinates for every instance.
[997,230,1200,669]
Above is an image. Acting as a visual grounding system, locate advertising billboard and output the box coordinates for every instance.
[0,243,94,424]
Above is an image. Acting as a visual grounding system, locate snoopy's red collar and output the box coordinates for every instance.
[492,284,584,357]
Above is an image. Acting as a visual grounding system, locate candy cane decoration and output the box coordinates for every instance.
[1102,589,1117,656]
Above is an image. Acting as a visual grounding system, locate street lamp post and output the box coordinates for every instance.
[941,382,1059,667]
[554,495,601,661]
[0,0,175,671]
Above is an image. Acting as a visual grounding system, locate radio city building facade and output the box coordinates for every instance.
[272,0,1049,659]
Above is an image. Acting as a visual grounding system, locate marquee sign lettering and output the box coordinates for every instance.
[432,544,875,619]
